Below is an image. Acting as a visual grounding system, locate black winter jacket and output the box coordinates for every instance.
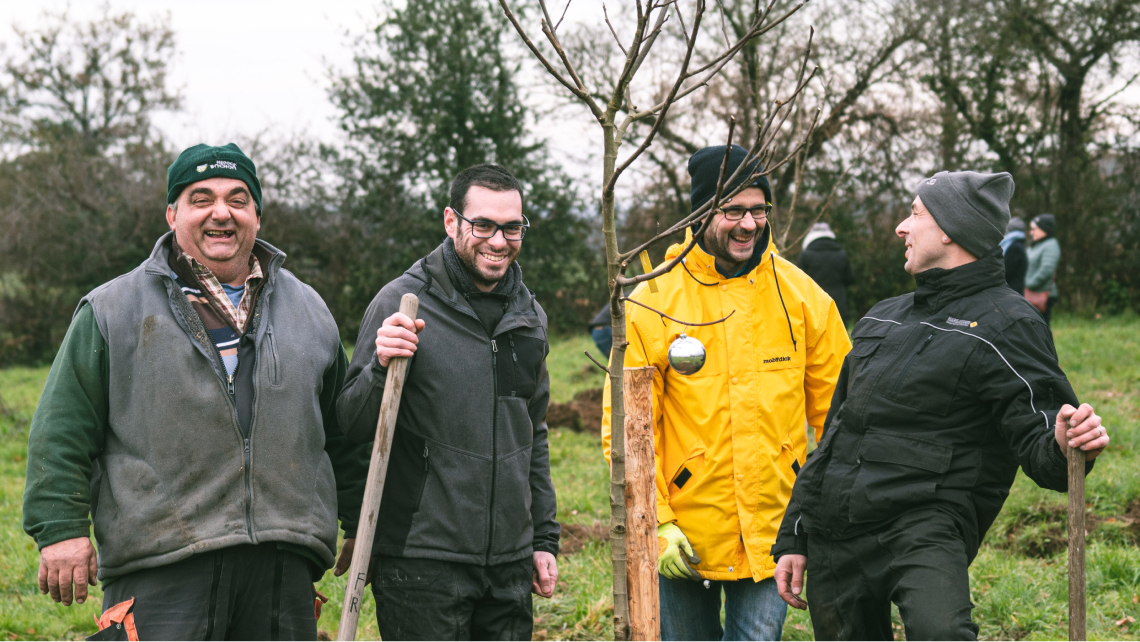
[798,237,855,324]
[1004,237,1028,293]
[338,244,560,564]
[773,250,1091,561]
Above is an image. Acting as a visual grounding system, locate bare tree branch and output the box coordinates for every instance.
[603,3,630,57]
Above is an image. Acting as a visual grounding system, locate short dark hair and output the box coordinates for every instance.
[449,164,524,214]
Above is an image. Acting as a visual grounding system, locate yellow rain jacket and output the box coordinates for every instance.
[602,230,850,582]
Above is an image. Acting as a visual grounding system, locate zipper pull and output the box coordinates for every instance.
[491,339,498,352]
[509,336,518,362]
[423,445,430,471]
[228,373,235,396]
[917,334,934,354]
[244,438,250,453]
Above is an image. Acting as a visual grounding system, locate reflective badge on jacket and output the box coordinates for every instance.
[86,597,139,641]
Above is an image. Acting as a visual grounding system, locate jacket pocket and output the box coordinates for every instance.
[492,445,534,557]
[848,429,952,524]
[264,329,282,388]
[402,438,491,557]
[884,330,973,415]
[376,428,430,552]
[495,333,545,399]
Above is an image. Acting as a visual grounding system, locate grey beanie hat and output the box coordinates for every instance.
[1007,216,1026,233]
[916,170,1014,258]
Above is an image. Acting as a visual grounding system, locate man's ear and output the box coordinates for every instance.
[166,204,177,231]
[443,207,459,240]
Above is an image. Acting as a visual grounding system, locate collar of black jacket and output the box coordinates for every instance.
[913,247,1006,311]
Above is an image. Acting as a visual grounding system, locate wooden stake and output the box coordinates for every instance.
[623,367,659,641]
[1067,443,1086,641]
[337,293,419,641]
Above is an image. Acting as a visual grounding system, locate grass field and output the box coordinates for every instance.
[0,314,1137,640]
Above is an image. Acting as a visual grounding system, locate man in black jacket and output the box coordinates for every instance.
[336,164,559,640]
[770,171,1110,640]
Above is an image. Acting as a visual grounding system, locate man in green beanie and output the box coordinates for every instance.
[23,143,369,639]
[771,170,1110,639]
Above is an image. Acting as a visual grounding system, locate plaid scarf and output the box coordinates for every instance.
[170,239,264,334]
[169,238,267,377]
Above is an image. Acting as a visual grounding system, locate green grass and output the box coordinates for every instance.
[1,315,1138,639]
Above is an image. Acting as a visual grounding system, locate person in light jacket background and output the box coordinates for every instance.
[797,222,856,325]
[1025,214,1061,324]
[1001,217,1028,293]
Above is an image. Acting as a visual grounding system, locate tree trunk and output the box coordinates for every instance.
[603,122,633,642]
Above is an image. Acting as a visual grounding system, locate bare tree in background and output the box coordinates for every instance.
[495,0,817,637]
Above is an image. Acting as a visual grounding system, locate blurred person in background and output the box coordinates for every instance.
[798,222,855,325]
[1001,217,1028,294]
[1025,214,1060,325]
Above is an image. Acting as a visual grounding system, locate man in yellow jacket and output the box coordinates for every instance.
[602,145,851,640]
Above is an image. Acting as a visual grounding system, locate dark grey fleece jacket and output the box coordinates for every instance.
[338,243,560,564]
[75,234,350,579]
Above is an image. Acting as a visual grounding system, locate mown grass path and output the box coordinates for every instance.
[0,315,1136,640]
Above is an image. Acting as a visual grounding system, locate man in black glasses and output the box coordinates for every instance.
[337,163,560,640]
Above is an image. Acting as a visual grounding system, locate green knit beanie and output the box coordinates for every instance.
[167,143,262,213]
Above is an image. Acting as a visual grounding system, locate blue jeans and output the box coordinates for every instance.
[659,575,787,641]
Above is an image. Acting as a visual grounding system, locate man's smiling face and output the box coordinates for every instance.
[444,185,524,291]
[702,187,768,274]
[896,195,949,274]
[166,177,260,280]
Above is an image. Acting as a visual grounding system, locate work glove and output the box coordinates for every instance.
[657,522,702,581]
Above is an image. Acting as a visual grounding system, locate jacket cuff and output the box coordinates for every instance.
[34,521,92,551]
[657,504,677,525]
[534,541,560,557]
[369,351,389,378]
[771,534,808,562]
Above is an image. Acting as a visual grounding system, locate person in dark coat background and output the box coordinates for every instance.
[798,222,855,325]
[1001,217,1028,293]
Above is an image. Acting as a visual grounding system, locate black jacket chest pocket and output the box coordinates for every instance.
[495,333,545,398]
[884,329,974,415]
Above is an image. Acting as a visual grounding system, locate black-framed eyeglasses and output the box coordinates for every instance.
[718,203,773,221]
[452,209,530,240]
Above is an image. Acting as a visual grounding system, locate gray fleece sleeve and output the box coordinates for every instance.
[528,359,560,556]
[337,284,408,444]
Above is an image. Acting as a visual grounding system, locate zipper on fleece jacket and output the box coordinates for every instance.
[486,338,499,563]
[203,316,255,538]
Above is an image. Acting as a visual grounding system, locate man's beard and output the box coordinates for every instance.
[704,224,762,266]
[456,238,517,289]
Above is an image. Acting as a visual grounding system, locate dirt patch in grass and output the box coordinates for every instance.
[546,388,603,434]
[998,500,1140,557]
[560,522,609,555]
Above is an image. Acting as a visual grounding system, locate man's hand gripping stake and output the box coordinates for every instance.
[337,293,419,641]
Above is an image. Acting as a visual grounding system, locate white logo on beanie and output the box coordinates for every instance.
[196,164,208,173]
[209,160,237,171]
[926,178,937,185]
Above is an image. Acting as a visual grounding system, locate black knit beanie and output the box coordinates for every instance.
[915,170,1014,259]
[167,143,263,213]
[1032,214,1055,237]
[688,145,772,215]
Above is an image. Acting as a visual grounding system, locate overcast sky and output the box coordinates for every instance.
[1,0,602,185]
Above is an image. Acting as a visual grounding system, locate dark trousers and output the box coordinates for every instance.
[99,543,318,640]
[806,509,979,641]
[1044,296,1057,325]
[370,555,534,641]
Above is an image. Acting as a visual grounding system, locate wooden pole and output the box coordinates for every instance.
[1067,444,1086,641]
[337,293,419,641]
[623,367,659,641]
